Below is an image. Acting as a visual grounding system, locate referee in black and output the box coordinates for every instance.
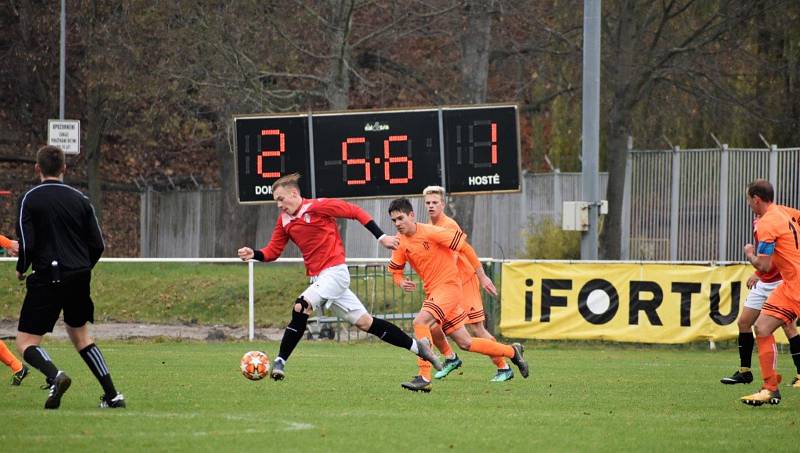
[14,145,125,409]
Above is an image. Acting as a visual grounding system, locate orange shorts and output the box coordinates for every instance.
[460,274,486,324]
[422,282,467,335]
[762,283,800,324]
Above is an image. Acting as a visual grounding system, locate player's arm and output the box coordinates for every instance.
[387,248,415,291]
[744,242,773,274]
[85,201,105,267]
[431,227,497,296]
[0,234,17,256]
[460,242,498,296]
[15,196,34,278]
[239,217,289,262]
[315,198,398,250]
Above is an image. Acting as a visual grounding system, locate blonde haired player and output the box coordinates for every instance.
[421,186,513,382]
[387,198,528,392]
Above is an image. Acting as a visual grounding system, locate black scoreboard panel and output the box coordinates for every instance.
[233,104,519,202]
[312,109,441,199]
[234,115,311,203]
[442,105,520,194]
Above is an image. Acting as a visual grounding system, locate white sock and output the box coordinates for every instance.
[409,339,419,354]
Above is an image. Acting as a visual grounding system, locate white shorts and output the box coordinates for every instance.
[744,279,782,311]
[300,264,368,324]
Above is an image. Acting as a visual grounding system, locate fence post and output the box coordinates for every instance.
[621,138,633,260]
[248,260,255,341]
[768,144,778,186]
[718,144,729,261]
[553,169,562,222]
[670,146,681,261]
[139,187,151,258]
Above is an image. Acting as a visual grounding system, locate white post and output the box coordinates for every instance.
[248,260,255,341]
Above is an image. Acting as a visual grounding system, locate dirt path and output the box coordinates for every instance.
[0,320,284,341]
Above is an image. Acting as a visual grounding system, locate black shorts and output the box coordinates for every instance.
[18,271,95,336]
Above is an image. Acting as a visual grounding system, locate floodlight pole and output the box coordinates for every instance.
[59,0,66,119]
[580,0,601,259]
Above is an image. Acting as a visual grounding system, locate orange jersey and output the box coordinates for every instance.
[388,223,467,295]
[753,217,781,283]
[755,204,800,293]
[430,214,477,285]
[0,234,12,249]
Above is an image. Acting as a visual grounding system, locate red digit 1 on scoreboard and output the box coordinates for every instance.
[491,122,497,164]
[257,129,284,178]
[342,137,370,185]
[384,135,412,184]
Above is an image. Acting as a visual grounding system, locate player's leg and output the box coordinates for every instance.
[781,320,800,388]
[432,323,461,379]
[447,326,529,379]
[720,306,759,384]
[0,340,28,385]
[401,311,439,392]
[63,273,124,407]
[65,324,125,408]
[272,294,313,380]
[740,288,794,406]
[346,297,440,368]
[16,284,70,408]
[466,322,512,382]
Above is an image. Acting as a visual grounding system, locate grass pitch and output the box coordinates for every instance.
[2,340,799,452]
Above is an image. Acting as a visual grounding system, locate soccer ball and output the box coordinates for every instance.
[240,351,270,381]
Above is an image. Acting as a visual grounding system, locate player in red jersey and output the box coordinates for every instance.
[238,173,440,380]
[421,186,513,382]
[720,215,800,386]
[740,180,800,406]
[387,198,528,392]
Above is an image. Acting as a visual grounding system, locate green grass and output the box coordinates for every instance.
[2,340,799,452]
[0,261,425,328]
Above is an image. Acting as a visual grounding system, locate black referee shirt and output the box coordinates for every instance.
[15,180,104,278]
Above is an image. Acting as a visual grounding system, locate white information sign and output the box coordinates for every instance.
[47,119,81,155]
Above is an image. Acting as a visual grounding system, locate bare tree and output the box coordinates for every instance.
[599,0,773,259]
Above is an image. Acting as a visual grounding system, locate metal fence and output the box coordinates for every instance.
[140,145,800,261]
[623,146,800,261]
[140,172,608,259]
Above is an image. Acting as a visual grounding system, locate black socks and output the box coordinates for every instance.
[277,308,310,362]
[23,345,59,381]
[368,317,413,350]
[79,343,118,398]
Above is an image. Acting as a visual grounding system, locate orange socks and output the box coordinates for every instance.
[431,325,454,358]
[492,356,508,369]
[468,338,514,358]
[0,341,23,373]
[756,335,780,391]
[413,324,433,381]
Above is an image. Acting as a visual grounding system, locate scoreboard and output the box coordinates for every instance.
[234,104,520,203]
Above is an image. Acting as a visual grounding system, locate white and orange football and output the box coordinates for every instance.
[240,351,270,381]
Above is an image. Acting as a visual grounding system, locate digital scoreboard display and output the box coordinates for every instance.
[234,104,520,203]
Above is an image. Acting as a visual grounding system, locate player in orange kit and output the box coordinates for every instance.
[421,186,513,382]
[1,233,28,385]
[387,198,528,392]
[740,179,800,406]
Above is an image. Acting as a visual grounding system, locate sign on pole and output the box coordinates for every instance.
[47,119,80,155]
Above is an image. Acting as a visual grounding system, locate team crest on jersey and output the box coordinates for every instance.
[422,241,430,250]
[303,213,311,223]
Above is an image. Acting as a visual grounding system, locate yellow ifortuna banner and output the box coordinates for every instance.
[500,262,792,343]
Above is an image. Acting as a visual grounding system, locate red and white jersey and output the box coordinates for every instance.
[259,198,373,276]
